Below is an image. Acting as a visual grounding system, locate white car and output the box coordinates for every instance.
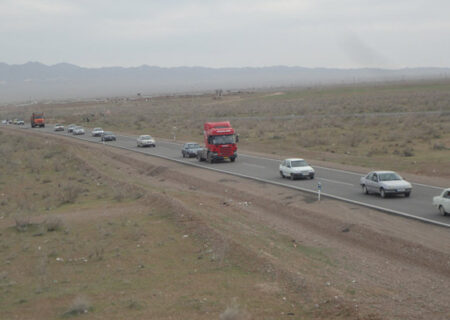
[433,188,450,216]
[91,127,104,137]
[73,126,85,135]
[137,135,155,147]
[360,171,412,198]
[279,158,315,180]
[54,124,64,131]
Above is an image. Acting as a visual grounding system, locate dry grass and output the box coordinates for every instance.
[2,79,448,176]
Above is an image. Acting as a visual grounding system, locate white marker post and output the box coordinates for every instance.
[318,181,322,201]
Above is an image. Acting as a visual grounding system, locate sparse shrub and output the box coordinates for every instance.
[220,299,249,320]
[15,216,31,232]
[44,217,64,232]
[58,184,83,205]
[126,298,144,310]
[402,148,415,157]
[63,296,92,317]
[432,143,446,150]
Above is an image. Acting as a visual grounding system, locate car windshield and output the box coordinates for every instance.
[291,160,308,167]
[378,172,402,181]
[140,135,152,139]
[210,135,235,145]
[187,143,200,149]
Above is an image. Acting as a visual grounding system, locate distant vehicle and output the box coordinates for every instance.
[182,142,202,158]
[67,124,77,133]
[54,124,64,131]
[433,188,450,216]
[30,112,45,128]
[17,120,25,125]
[1,120,6,125]
[72,126,85,135]
[197,121,238,163]
[101,131,116,141]
[360,171,412,198]
[137,135,155,147]
[91,127,104,137]
[279,158,315,180]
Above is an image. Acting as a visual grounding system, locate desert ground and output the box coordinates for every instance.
[0,80,449,319]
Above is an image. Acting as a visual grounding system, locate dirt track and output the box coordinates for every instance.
[3,127,450,319]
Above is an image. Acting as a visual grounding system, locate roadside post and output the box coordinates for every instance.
[318,181,322,201]
[172,126,177,140]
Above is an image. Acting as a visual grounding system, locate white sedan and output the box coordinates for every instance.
[433,188,450,216]
[137,135,155,147]
[360,171,412,198]
[91,127,104,137]
[279,158,315,180]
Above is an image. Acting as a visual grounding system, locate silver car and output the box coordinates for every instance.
[54,124,65,131]
[72,126,85,135]
[360,171,412,198]
[137,135,155,147]
[91,127,104,137]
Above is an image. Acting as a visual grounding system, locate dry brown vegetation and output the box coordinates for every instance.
[2,79,448,177]
[0,128,449,319]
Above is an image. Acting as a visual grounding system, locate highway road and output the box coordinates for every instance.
[11,124,450,227]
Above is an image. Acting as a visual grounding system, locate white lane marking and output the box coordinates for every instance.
[242,162,265,169]
[19,128,450,228]
[316,177,354,187]
[229,153,446,190]
[74,132,446,191]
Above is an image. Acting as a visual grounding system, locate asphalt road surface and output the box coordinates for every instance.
[12,124,450,228]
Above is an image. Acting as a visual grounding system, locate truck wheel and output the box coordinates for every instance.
[280,171,285,178]
[439,206,447,216]
[230,157,235,162]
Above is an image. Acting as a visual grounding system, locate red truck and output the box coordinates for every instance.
[197,121,238,163]
[30,112,45,128]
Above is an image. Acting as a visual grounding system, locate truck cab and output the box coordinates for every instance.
[197,121,238,163]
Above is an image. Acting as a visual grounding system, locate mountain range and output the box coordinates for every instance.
[1,62,449,103]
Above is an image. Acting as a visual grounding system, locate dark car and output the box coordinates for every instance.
[181,142,203,158]
[101,131,116,142]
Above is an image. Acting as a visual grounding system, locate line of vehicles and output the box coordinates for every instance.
[3,114,447,217]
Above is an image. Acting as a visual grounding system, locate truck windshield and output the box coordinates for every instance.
[211,135,235,145]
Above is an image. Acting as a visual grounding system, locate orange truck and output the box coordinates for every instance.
[30,112,45,128]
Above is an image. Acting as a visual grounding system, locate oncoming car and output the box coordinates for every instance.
[433,188,450,216]
[67,124,77,133]
[181,142,202,158]
[360,171,412,198]
[72,126,85,135]
[91,127,104,137]
[101,131,116,142]
[279,158,315,180]
[136,135,155,147]
[54,124,65,131]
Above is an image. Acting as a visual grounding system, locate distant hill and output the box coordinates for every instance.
[0,62,449,103]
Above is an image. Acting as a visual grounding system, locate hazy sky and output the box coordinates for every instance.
[1,0,449,68]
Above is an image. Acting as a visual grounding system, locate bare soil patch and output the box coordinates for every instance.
[1,127,448,319]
